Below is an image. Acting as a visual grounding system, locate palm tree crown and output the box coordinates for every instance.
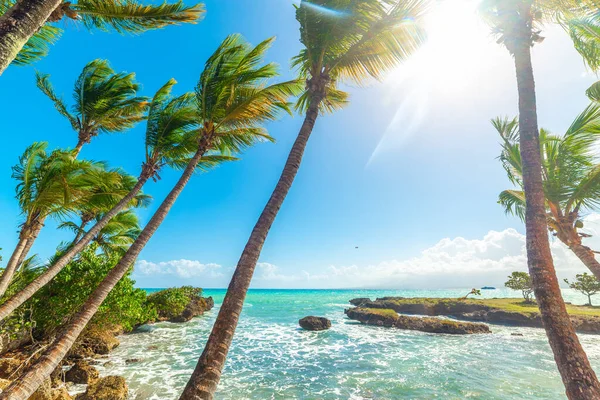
[2,0,205,66]
[292,0,426,113]
[36,59,148,155]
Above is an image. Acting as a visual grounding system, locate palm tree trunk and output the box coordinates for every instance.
[0,148,205,400]
[0,237,28,296]
[0,172,151,321]
[179,101,321,400]
[0,0,61,75]
[514,37,600,398]
[569,242,600,282]
[14,217,44,268]
[73,140,85,158]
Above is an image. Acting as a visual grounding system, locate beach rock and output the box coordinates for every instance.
[171,296,214,323]
[352,297,600,334]
[0,357,21,378]
[65,361,99,385]
[69,330,120,359]
[125,358,141,364]
[30,379,73,400]
[349,298,372,306]
[299,316,331,331]
[345,307,490,334]
[76,376,128,400]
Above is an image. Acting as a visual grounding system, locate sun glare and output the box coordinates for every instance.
[368,0,501,166]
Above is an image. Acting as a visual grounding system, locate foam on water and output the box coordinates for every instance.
[101,289,600,399]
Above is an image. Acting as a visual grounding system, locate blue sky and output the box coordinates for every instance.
[0,0,598,289]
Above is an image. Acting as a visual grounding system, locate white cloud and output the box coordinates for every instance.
[133,215,600,289]
[136,259,224,279]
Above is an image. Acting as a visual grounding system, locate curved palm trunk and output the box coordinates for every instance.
[14,217,44,266]
[0,237,28,296]
[0,0,61,75]
[179,101,321,400]
[514,38,600,398]
[0,173,151,321]
[569,242,600,281]
[0,148,205,400]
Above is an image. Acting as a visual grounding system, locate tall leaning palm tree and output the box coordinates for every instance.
[179,1,426,398]
[0,34,299,400]
[36,59,148,156]
[0,0,205,75]
[0,143,105,297]
[0,78,196,321]
[481,0,600,397]
[495,105,600,280]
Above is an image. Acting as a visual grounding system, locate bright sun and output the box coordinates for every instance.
[390,0,495,93]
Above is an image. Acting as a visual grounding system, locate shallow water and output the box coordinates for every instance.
[98,289,600,399]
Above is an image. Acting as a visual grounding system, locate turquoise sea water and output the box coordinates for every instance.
[97,289,600,399]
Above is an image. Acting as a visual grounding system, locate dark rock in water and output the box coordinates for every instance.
[511,333,524,336]
[349,298,372,306]
[345,307,490,334]
[125,358,141,364]
[65,361,99,385]
[76,375,128,400]
[299,316,331,331]
[146,345,159,351]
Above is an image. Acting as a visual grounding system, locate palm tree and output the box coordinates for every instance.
[0,34,298,400]
[495,105,600,280]
[180,2,426,398]
[0,78,196,321]
[481,0,600,397]
[0,0,205,75]
[0,143,105,297]
[36,59,148,156]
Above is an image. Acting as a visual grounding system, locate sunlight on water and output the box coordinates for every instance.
[98,289,600,399]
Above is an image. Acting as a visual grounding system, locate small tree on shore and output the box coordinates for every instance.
[462,288,481,299]
[505,272,534,303]
[565,273,600,306]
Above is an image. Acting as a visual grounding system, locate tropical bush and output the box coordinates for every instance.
[505,271,534,303]
[146,286,203,321]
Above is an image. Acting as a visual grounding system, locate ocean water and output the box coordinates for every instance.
[96,289,600,400]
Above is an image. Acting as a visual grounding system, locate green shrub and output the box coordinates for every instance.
[29,245,156,335]
[146,286,202,320]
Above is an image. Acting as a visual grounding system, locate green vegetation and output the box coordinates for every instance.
[565,273,600,306]
[495,105,600,281]
[363,308,399,319]
[461,288,481,299]
[146,286,202,321]
[382,297,600,317]
[505,272,534,302]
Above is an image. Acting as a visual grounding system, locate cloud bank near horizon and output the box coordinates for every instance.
[133,215,600,289]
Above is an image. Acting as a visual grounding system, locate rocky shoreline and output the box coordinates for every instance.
[0,288,213,399]
[348,297,600,334]
[345,307,491,334]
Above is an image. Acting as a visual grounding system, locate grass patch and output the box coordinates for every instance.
[380,297,600,317]
[363,308,398,319]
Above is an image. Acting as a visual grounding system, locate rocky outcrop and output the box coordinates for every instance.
[30,378,73,400]
[345,308,491,334]
[65,361,99,385]
[68,330,120,359]
[349,298,371,307]
[170,296,214,323]
[76,376,128,400]
[299,316,331,331]
[146,287,214,323]
[349,297,600,334]
[0,357,21,379]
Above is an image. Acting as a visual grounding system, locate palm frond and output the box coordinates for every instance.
[498,189,526,222]
[72,0,205,34]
